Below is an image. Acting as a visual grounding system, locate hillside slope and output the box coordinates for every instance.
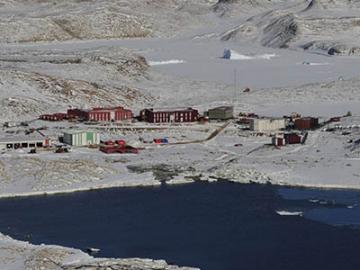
[0,46,155,120]
[218,0,360,55]
[0,0,215,42]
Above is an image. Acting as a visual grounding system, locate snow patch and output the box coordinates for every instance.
[148,59,186,66]
[222,49,277,60]
[301,61,330,66]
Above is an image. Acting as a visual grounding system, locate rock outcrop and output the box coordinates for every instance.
[0,233,199,270]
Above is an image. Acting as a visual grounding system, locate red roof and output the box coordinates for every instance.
[92,107,127,111]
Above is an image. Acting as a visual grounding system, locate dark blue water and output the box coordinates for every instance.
[1,182,360,270]
[279,187,360,227]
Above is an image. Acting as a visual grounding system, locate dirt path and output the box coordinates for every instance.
[167,120,232,145]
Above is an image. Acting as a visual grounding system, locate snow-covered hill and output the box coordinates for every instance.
[1,0,359,56]
[218,0,360,55]
[0,46,155,120]
[0,0,215,42]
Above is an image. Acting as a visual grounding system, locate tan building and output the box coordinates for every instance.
[250,118,286,132]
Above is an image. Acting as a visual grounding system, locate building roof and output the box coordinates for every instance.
[91,107,130,112]
[64,130,98,135]
[253,117,285,121]
[0,136,45,144]
[145,107,197,113]
[208,106,233,112]
[297,117,318,120]
[69,107,130,113]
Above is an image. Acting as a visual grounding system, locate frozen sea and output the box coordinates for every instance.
[1,182,360,270]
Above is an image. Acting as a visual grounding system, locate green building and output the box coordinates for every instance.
[63,131,100,146]
[207,106,234,120]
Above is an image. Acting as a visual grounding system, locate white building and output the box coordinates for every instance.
[250,118,286,132]
[0,136,50,151]
[63,131,100,146]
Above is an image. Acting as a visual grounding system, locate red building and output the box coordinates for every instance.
[39,113,67,121]
[294,117,319,130]
[140,108,199,123]
[67,107,133,122]
[284,133,302,144]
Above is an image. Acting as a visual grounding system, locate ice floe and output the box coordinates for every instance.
[276,210,303,216]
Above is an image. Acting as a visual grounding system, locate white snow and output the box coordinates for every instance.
[223,49,277,60]
[301,61,331,66]
[148,59,186,66]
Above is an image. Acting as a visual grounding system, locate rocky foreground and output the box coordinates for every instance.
[0,233,199,270]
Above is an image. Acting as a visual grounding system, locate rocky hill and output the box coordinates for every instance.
[0,46,155,120]
[0,0,359,121]
[0,0,215,43]
[213,0,283,16]
[1,0,359,54]
[218,0,360,55]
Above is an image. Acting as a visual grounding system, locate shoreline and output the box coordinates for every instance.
[0,181,162,199]
[0,177,360,200]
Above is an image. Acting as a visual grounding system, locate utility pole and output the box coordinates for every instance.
[233,68,237,106]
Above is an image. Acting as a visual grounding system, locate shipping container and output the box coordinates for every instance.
[294,117,319,130]
[284,133,301,144]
